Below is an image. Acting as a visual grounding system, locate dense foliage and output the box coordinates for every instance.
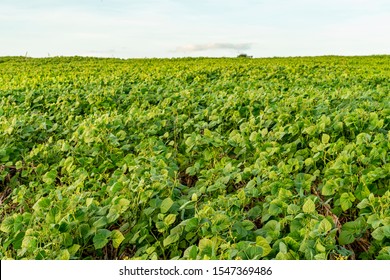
[0,56,389,260]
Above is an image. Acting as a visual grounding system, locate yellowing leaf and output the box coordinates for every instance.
[322,134,330,144]
[318,218,332,234]
[302,198,316,214]
[111,230,125,248]
[160,198,174,214]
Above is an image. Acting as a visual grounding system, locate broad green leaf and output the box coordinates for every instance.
[33,197,51,212]
[57,249,70,260]
[22,235,37,252]
[111,230,125,248]
[316,241,326,253]
[42,169,57,184]
[164,214,177,226]
[357,198,370,209]
[68,244,81,255]
[268,203,282,216]
[261,220,281,241]
[287,204,300,215]
[322,134,330,144]
[279,242,288,254]
[0,216,14,233]
[63,156,74,172]
[183,245,198,260]
[367,214,382,229]
[314,253,327,260]
[198,238,213,256]
[371,227,385,241]
[156,221,168,233]
[249,131,258,142]
[163,233,180,247]
[160,198,174,214]
[185,217,199,232]
[318,218,332,234]
[339,230,355,245]
[86,198,93,207]
[93,229,111,249]
[377,247,390,260]
[79,224,92,239]
[242,220,255,230]
[304,158,314,166]
[384,225,390,237]
[256,236,272,257]
[340,193,354,211]
[93,216,108,229]
[322,180,337,196]
[243,246,263,260]
[15,161,23,169]
[117,198,130,209]
[302,198,316,214]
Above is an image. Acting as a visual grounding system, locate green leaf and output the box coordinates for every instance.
[357,198,370,209]
[322,134,330,144]
[79,224,92,239]
[242,220,255,230]
[255,236,272,257]
[294,173,312,191]
[185,217,199,232]
[377,247,390,260]
[57,249,70,260]
[249,131,258,142]
[318,218,332,234]
[22,235,37,252]
[244,246,263,260]
[198,238,213,256]
[93,229,111,249]
[15,161,23,169]
[68,244,81,255]
[355,184,371,201]
[163,233,180,247]
[304,157,314,167]
[367,214,382,229]
[117,198,130,211]
[111,230,125,248]
[315,241,325,253]
[86,198,93,207]
[287,204,300,215]
[0,216,14,233]
[160,198,174,214]
[339,230,355,245]
[302,198,315,214]
[156,221,168,233]
[322,180,337,196]
[371,227,385,241]
[384,225,390,238]
[183,245,198,260]
[63,156,74,173]
[32,197,51,212]
[279,242,288,254]
[340,192,354,211]
[339,218,366,245]
[164,214,177,226]
[93,216,108,229]
[42,169,57,184]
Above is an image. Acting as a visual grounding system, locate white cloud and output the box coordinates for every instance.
[174,43,252,52]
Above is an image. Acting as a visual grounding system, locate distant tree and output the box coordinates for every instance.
[237,53,253,58]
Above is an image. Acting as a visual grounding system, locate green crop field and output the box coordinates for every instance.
[0,56,389,260]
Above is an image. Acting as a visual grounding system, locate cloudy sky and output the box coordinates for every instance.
[1,0,389,58]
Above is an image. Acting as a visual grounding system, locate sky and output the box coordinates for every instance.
[0,0,389,58]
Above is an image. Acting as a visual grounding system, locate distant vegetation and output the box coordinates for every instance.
[0,56,389,260]
[237,53,253,58]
